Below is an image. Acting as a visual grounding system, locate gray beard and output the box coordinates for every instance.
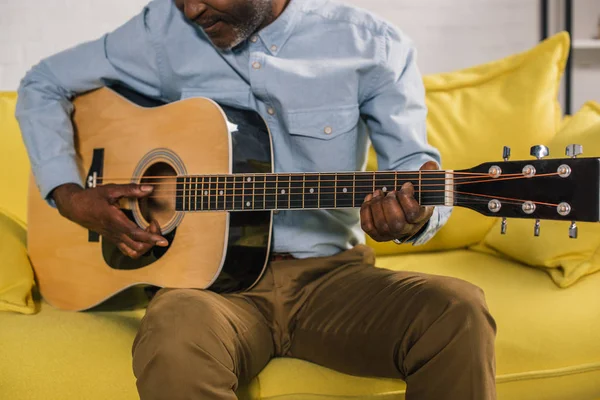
[228,0,273,49]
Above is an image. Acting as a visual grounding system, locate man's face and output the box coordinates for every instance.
[174,0,274,49]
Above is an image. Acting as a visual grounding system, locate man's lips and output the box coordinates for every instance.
[197,18,224,34]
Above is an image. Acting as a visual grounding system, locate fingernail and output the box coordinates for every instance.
[157,240,168,246]
[373,191,381,198]
[141,185,154,192]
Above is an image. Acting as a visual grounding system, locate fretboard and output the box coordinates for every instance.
[174,171,453,212]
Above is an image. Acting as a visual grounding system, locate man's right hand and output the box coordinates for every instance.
[52,183,169,259]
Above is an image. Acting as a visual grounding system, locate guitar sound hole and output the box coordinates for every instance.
[139,162,178,231]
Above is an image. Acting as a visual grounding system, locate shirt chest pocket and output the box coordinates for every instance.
[285,104,361,172]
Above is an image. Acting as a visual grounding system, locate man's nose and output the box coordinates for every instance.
[182,0,208,21]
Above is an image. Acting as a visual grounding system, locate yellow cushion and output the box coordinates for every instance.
[0,211,35,314]
[367,32,569,256]
[480,101,600,287]
[0,301,144,400]
[0,92,29,227]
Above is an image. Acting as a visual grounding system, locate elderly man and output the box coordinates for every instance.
[16,0,496,399]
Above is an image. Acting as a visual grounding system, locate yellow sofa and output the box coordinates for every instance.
[1,33,600,400]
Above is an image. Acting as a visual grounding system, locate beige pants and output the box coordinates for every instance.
[132,245,496,400]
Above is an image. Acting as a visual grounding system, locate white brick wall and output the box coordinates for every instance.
[0,0,596,109]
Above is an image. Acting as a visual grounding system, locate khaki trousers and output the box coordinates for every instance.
[132,245,496,400]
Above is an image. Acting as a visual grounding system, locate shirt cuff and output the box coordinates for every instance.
[32,154,83,207]
[408,206,453,246]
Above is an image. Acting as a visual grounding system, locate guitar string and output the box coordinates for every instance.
[141,188,560,208]
[98,171,521,183]
[150,195,545,210]
[134,172,561,193]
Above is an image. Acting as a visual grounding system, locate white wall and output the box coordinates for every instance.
[0,0,595,110]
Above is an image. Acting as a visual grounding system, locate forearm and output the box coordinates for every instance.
[16,60,86,203]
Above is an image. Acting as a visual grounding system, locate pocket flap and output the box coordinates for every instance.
[286,104,360,140]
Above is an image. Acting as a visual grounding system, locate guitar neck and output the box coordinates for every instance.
[173,171,454,212]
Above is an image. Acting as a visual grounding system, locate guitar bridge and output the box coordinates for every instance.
[85,148,105,242]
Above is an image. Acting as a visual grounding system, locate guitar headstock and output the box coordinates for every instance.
[454,145,599,238]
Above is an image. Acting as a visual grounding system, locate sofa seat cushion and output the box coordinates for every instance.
[1,250,599,400]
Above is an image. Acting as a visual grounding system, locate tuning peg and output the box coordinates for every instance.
[534,219,541,237]
[530,145,550,160]
[501,217,507,234]
[569,221,578,239]
[566,144,583,158]
[503,146,511,161]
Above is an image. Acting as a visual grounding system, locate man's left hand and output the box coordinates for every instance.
[360,161,438,243]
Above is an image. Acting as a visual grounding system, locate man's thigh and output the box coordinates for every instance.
[288,261,492,379]
[133,288,274,385]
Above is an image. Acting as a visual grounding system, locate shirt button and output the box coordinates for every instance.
[270,44,278,52]
[267,107,276,115]
[252,61,262,70]
[324,126,333,135]
[250,35,259,43]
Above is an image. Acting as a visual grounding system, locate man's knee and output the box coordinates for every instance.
[413,274,497,339]
[133,289,236,371]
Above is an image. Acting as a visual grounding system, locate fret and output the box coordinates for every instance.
[187,177,192,211]
[352,173,356,208]
[354,173,372,206]
[176,177,184,211]
[372,171,375,193]
[304,173,319,209]
[243,175,253,210]
[288,175,292,209]
[335,174,355,208]
[233,175,244,211]
[334,173,337,208]
[254,174,266,210]
[225,176,234,211]
[418,170,422,204]
[217,176,225,211]
[277,174,290,210]
[182,177,187,211]
[194,176,199,211]
[319,173,335,209]
[210,176,217,211]
[265,175,277,210]
[202,176,209,211]
[188,176,193,211]
[290,174,304,209]
[318,174,321,208]
[252,174,256,210]
[302,174,306,209]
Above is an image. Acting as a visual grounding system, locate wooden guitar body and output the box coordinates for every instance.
[27,87,273,311]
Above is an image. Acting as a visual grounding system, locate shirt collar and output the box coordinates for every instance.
[256,0,302,55]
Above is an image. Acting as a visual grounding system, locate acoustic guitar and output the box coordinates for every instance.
[27,86,600,311]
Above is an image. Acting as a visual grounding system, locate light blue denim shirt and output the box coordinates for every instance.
[16,0,451,258]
